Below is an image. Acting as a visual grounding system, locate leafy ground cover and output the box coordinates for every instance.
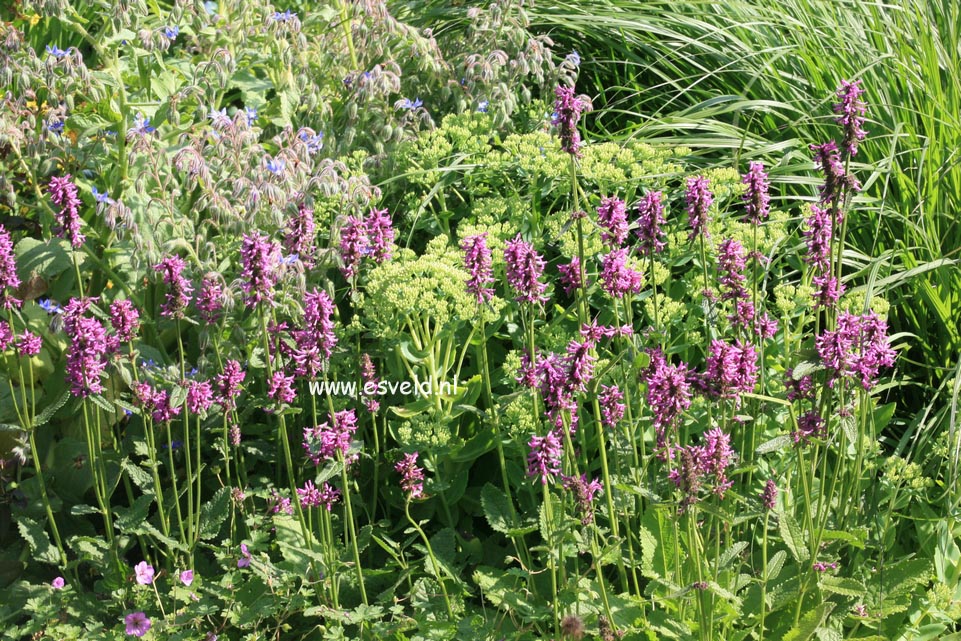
[0,1,958,640]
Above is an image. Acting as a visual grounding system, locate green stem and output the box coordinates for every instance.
[405,500,454,619]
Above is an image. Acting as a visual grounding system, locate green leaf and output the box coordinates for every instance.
[778,510,809,563]
[115,495,154,532]
[766,550,787,581]
[34,390,70,427]
[68,504,100,516]
[15,238,74,281]
[198,487,230,540]
[818,575,865,597]
[88,394,115,413]
[68,535,108,565]
[783,602,834,641]
[16,517,60,565]
[718,541,749,570]
[790,360,822,380]
[757,435,793,454]
[480,483,514,535]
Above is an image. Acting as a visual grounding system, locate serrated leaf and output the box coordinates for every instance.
[790,361,822,380]
[778,510,809,563]
[68,535,108,565]
[122,459,155,492]
[639,524,657,577]
[783,602,834,641]
[88,394,115,413]
[34,390,70,427]
[766,550,787,581]
[818,575,865,597]
[757,435,793,454]
[17,517,60,564]
[821,528,866,549]
[480,483,514,535]
[115,494,153,532]
[69,504,100,516]
[718,541,749,571]
[816,628,843,641]
[840,414,857,444]
[198,487,230,540]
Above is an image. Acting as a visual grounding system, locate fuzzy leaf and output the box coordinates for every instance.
[818,575,865,597]
[198,487,230,540]
[480,483,514,535]
[16,517,60,564]
[783,602,834,641]
[34,390,70,427]
[778,510,809,563]
[757,435,793,454]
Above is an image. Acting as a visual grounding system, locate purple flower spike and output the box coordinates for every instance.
[761,479,777,510]
[834,79,867,157]
[552,85,589,157]
[63,298,109,398]
[48,175,86,248]
[635,191,667,255]
[338,215,367,279]
[527,429,563,484]
[285,203,316,268]
[686,176,713,241]
[240,232,281,305]
[504,235,549,304]
[109,299,140,343]
[395,452,425,499]
[599,248,642,298]
[0,224,21,309]
[365,207,395,263]
[557,257,583,296]
[292,288,337,378]
[741,162,771,224]
[599,384,625,429]
[461,233,494,304]
[596,196,628,247]
[154,256,193,319]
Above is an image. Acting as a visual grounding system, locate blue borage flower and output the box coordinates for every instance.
[163,26,179,39]
[477,100,489,113]
[272,9,296,22]
[398,97,423,110]
[128,113,155,136]
[91,186,114,205]
[298,130,324,154]
[47,120,64,135]
[45,45,68,59]
[264,157,286,175]
[244,106,258,126]
[38,297,63,314]
[566,50,581,67]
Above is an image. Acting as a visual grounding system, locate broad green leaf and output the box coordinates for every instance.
[115,494,154,532]
[818,575,865,597]
[34,390,70,427]
[198,487,230,540]
[778,510,809,563]
[16,517,60,565]
[480,483,514,535]
[15,238,74,281]
[783,602,834,641]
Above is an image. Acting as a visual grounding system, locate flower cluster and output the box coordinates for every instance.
[63,298,109,398]
[668,427,736,508]
[285,203,317,267]
[599,384,625,429]
[48,175,86,248]
[834,79,867,157]
[360,353,381,413]
[298,480,340,510]
[240,232,281,305]
[302,409,359,465]
[527,429,563,484]
[196,275,224,323]
[815,311,896,390]
[109,299,140,344]
[685,176,713,241]
[552,85,588,156]
[599,249,642,298]
[643,350,693,449]
[0,224,21,309]
[716,238,755,328]
[562,474,603,525]
[395,452,425,499]
[635,191,667,255]
[701,339,759,402]
[461,233,494,303]
[339,209,395,279]
[596,196,628,247]
[154,256,193,319]
[741,162,770,224]
[292,288,337,378]
[504,234,549,303]
[557,257,583,296]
